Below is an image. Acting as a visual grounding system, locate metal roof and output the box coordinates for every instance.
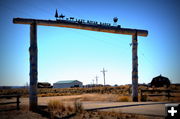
[54,80,79,84]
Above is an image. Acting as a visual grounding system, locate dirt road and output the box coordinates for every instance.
[16,95,174,117]
[84,101,166,117]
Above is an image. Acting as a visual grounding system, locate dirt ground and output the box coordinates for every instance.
[0,105,47,119]
[0,94,176,119]
[0,105,164,119]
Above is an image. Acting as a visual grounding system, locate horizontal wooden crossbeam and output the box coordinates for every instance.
[13,18,148,37]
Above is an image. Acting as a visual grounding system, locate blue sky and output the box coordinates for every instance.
[0,0,180,86]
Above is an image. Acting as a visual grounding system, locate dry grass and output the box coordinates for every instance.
[74,100,83,113]
[116,96,131,102]
[48,100,74,119]
[47,99,84,118]
[1,84,180,102]
[141,94,148,101]
[0,105,47,119]
[80,94,119,102]
[66,105,74,112]
[48,100,66,111]
[59,94,131,102]
[70,111,164,119]
[150,97,166,102]
[0,85,131,97]
[0,104,164,119]
[47,99,164,119]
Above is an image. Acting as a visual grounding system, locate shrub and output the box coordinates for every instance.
[141,95,147,102]
[48,100,66,119]
[74,100,83,113]
[117,96,130,102]
[66,105,74,112]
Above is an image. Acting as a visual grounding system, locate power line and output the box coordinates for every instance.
[92,79,94,85]
[101,68,107,86]
[95,75,98,85]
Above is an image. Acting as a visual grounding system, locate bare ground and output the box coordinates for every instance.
[0,105,47,119]
[0,94,176,119]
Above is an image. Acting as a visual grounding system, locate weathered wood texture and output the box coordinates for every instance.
[13,18,148,37]
[29,22,38,111]
[132,32,138,102]
[0,95,21,111]
[140,90,180,101]
[13,17,148,103]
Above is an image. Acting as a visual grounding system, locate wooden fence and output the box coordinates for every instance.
[140,89,180,101]
[0,95,21,111]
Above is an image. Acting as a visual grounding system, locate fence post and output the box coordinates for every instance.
[167,90,170,101]
[140,90,143,101]
[16,95,20,110]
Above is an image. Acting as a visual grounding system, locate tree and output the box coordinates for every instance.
[55,9,58,19]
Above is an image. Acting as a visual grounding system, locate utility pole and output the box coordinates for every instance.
[95,76,98,85]
[101,68,107,86]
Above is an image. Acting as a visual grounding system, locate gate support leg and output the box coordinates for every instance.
[29,22,38,111]
[132,31,138,102]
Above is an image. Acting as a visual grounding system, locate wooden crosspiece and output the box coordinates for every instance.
[13,18,148,36]
[13,17,148,110]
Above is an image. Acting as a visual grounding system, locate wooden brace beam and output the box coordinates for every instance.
[13,18,148,37]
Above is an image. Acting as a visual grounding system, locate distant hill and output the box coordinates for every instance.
[0,86,26,89]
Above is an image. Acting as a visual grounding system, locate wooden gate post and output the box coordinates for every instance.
[13,17,148,104]
[132,31,138,102]
[29,21,38,111]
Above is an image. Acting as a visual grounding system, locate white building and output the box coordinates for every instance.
[53,80,83,88]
